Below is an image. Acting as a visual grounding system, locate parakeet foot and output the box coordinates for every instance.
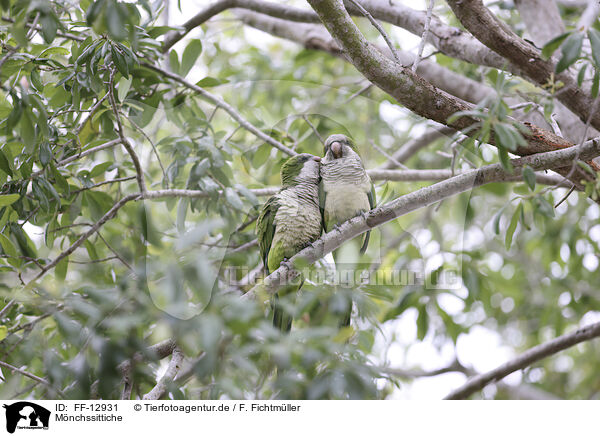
[280,258,293,270]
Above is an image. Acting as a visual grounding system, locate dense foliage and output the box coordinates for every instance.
[0,0,598,400]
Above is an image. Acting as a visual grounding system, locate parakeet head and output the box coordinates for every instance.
[280,153,321,187]
[323,134,360,161]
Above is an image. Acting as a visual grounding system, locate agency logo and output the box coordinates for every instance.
[2,402,50,433]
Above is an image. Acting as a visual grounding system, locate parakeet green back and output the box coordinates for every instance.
[256,153,322,331]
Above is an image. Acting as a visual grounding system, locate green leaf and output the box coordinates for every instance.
[251,143,271,169]
[505,203,522,250]
[588,29,600,68]
[106,2,127,40]
[416,305,428,340]
[0,233,18,259]
[180,39,202,77]
[117,76,132,101]
[541,31,571,60]
[497,145,513,173]
[522,165,536,191]
[556,32,583,73]
[0,194,20,207]
[39,14,58,44]
[0,149,13,176]
[536,196,555,218]
[492,205,506,235]
[111,45,129,78]
[30,69,43,92]
[50,164,69,194]
[11,21,28,46]
[55,256,68,281]
[593,70,600,98]
[196,77,227,88]
[224,188,244,210]
[577,64,588,87]
[39,142,53,167]
[89,161,113,178]
[32,180,50,212]
[84,240,99,260]
[169,50,180,75]
[0,325,7,341]
[86,0,106,25]
[494,123,517,151]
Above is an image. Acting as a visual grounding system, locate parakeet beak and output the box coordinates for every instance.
[312,156,321,162]
[331,141,343,158]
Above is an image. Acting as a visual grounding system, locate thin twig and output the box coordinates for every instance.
[27,193,140,284]
[124,114,169,187]
[554,185,576,208]
[369,139,408,169]
[96,231,134,271]
[344,82,372,104]
[0,359,58,392]
[412,0,435,73]
[108,69,147,197]
[142,347,184,400]
[345,0,401,64]
[141,62,296,156]
[70,176,137,195]
[75,93,109,136]
[302,114,324,144]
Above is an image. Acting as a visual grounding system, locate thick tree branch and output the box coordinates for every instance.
[444,320,600,399]
[117,338,177,376]
[514,0,593,144]
[162,0,512,73]
[307,0,598,187]
[369,168,567,186]
[381,127,454,168]
[446,0,600,133]
[244,137,600,298]
[235,11,495,106]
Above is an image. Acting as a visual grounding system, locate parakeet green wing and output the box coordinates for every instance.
[256,196,279,274]
[360,183,376,254]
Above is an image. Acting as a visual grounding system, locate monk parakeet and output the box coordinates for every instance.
[319,134,375,326]
[256,153,322,331]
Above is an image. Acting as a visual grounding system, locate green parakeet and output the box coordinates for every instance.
[319,134,375,327]
[256,153,322,331]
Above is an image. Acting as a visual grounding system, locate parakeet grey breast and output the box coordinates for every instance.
[321,155,372,226]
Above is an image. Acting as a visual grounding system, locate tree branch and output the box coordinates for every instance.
[141,62,296,156]
[162,0,512,73]
[244,137,600,298]
[108,69,147,197]
[142,347,184,400]
[412,0,435,73]
[235,11,496,106]
[306,0,598,187]
[28,193,141,284]
[444,320,600,399]
[446,0,600,133]
[0,359,62,396]
[368,168,568,186]
[380,127,454,168]
[345,0,401,64]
